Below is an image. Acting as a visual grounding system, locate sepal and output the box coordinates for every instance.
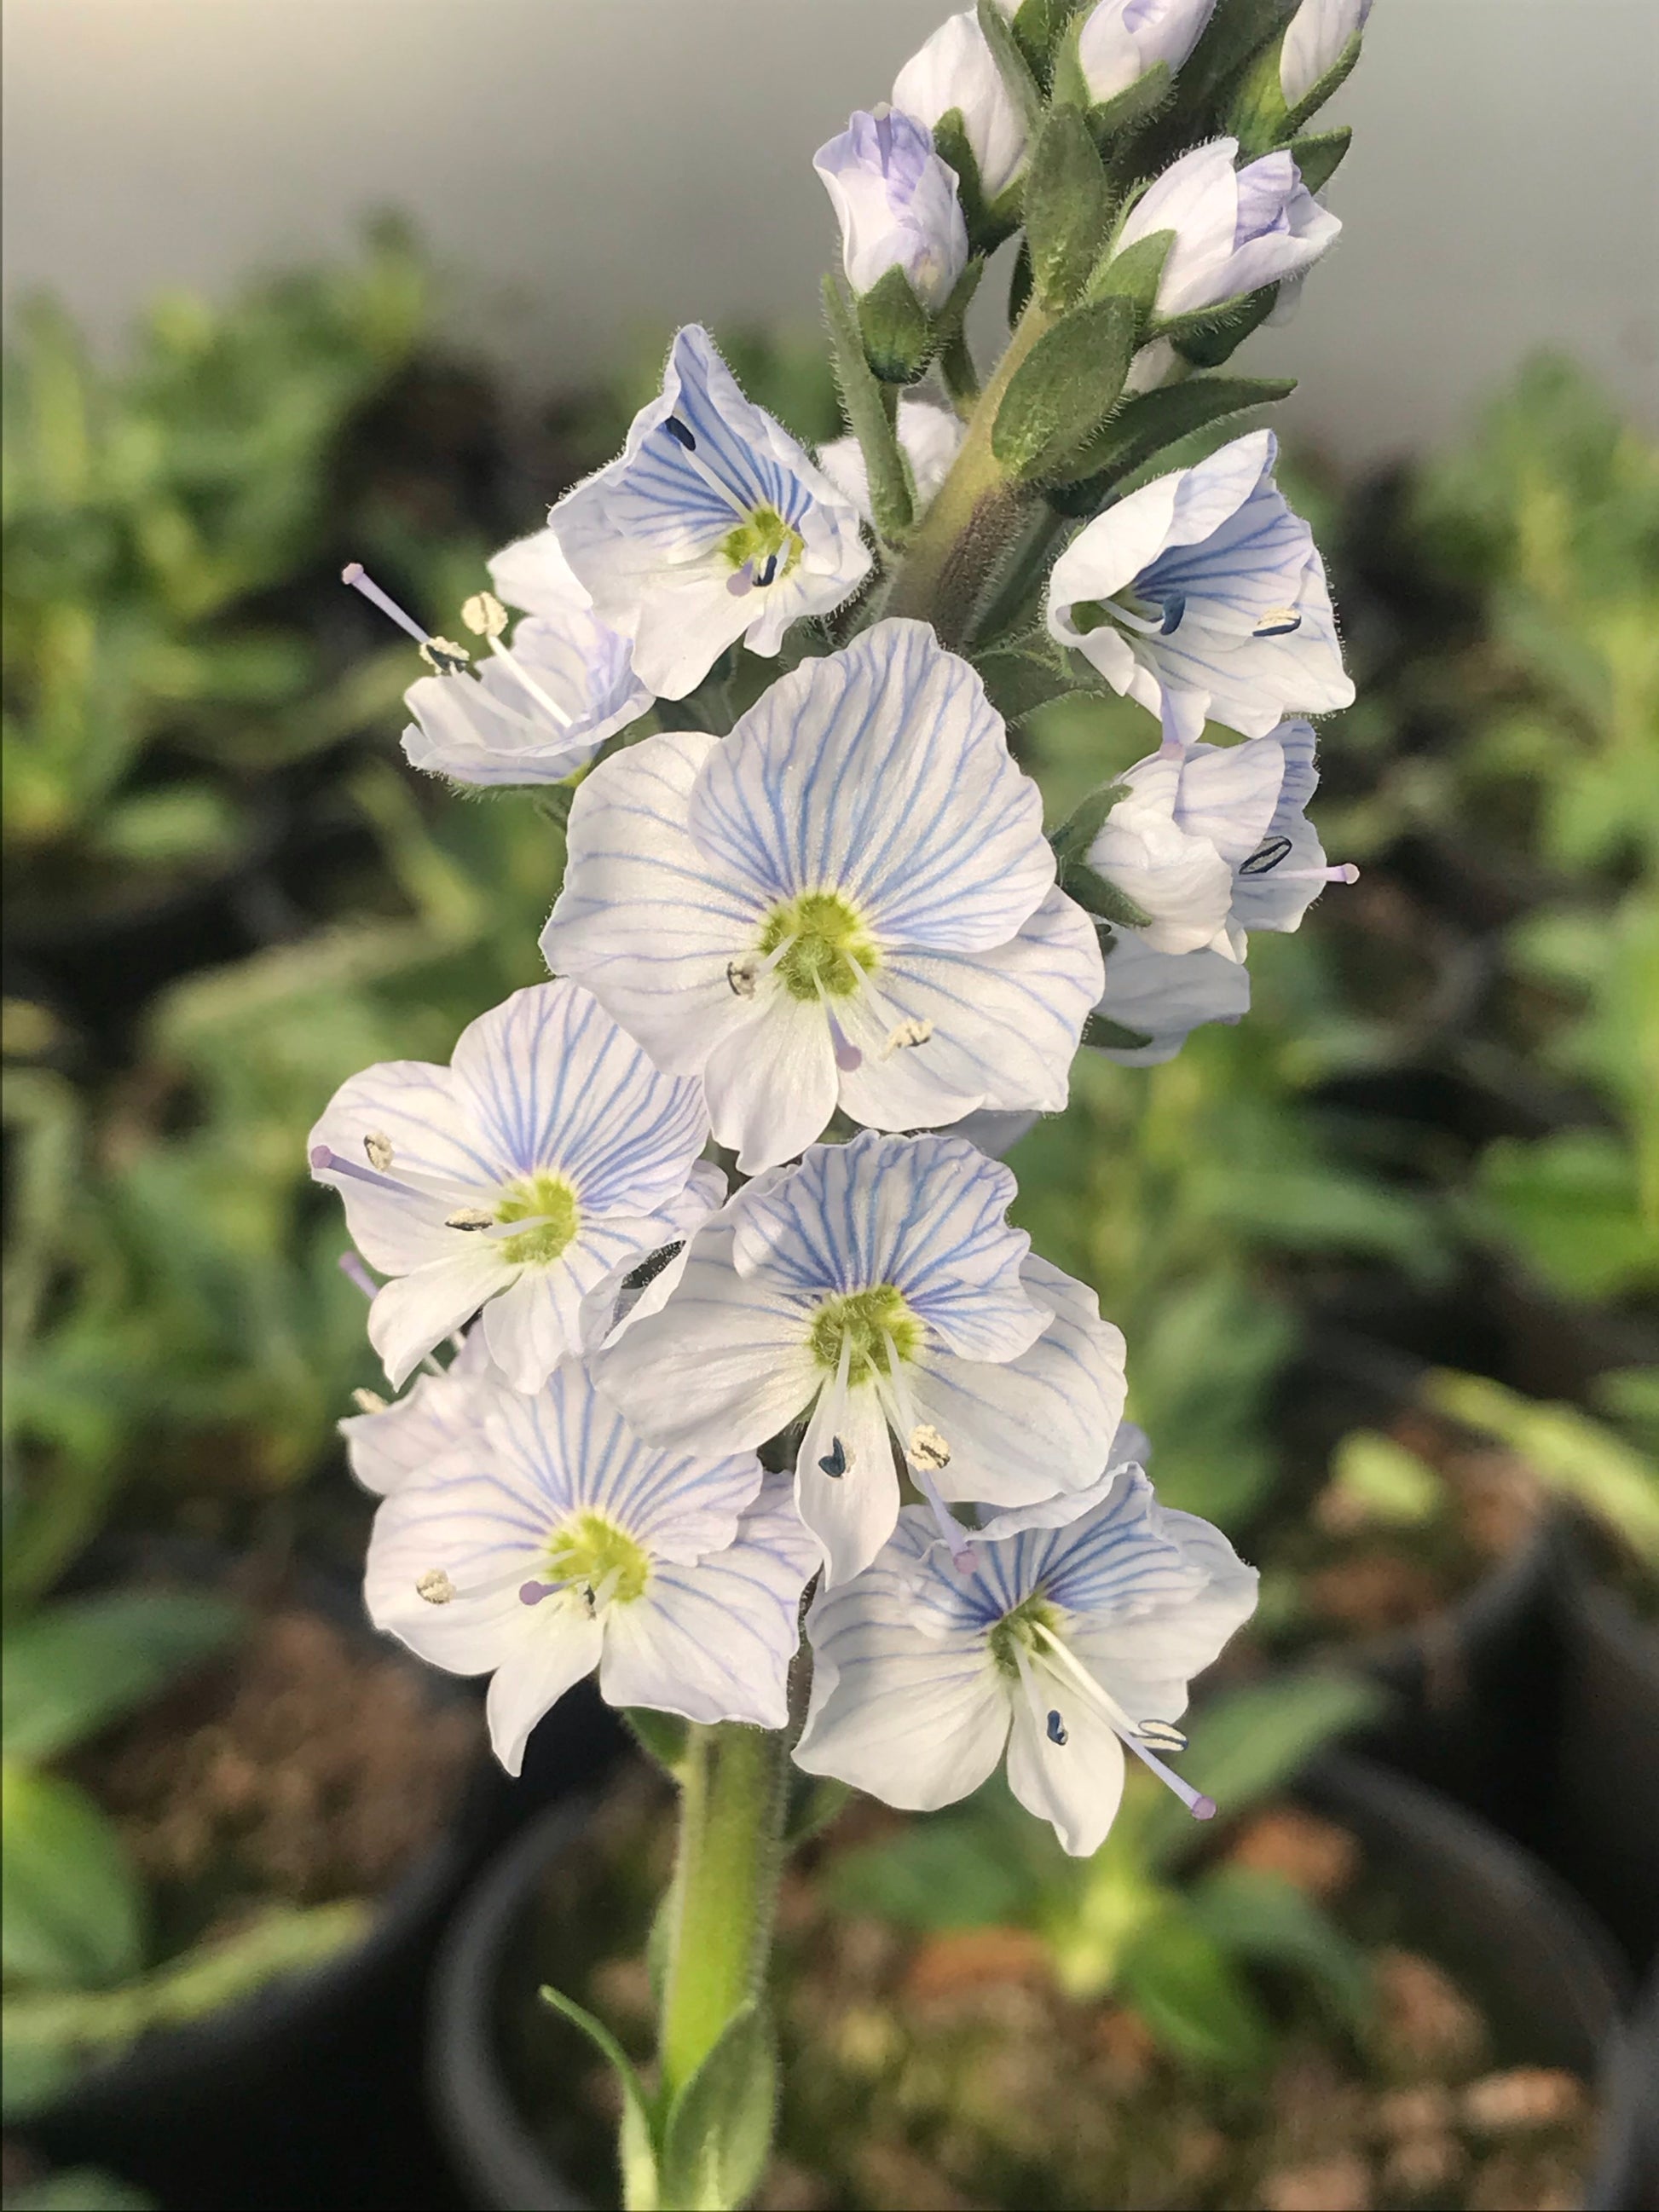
[1023,105,1113,309]
[855,263,936,386]
[1043,373,1297,509]
[1083,1008,1157,1053]
[540,1984,661,2210]
[659,2000,778,2212]
[1061,857,1155,931]
[976,0,1044,136]
[1173,0,1300,114]
[821,274,915,538]
[1287,125,1351,195]
[1166,285,1280,368]
[1049,779,1130,867]
[991,295,1136,482]
[1085,226,1175,322]
[933,113,1022,253]
[626,1707,691,1778]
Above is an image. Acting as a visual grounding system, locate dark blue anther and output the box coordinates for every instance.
[1158,594,1187,635]
[1253,610,1303,637]
[1047,1709,1068,1746]
[754,554,778,587]
[818,1435,848,1479]
[663,416,697,451]
[1239,836,1294,877]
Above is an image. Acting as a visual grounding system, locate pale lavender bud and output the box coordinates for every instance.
[813,108,970,312]
[893,10,1030,201]
[1280,0,1373,108]
[1117,136,1340,317]
[1077,0,1217,105]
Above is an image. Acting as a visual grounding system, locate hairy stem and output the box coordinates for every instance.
[658,1722,789,2103]
[882,297,1056,644]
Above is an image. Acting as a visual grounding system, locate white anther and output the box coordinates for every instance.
[882,1018,933,1058]
[420,635,471,676]
[446,1207,497,1231]
[351,1389,389,1415]
[461,591,509,639]
[726,956,760,998]
[416,1568,457,1605]
[909,1424,951,1471]
[364,1131,396,1171]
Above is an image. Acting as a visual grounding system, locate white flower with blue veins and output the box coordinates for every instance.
[815,107,970,313]
[593,1130,1128,1587]
[308,980,721,1395]
[795,1457,1257,1856]
[1092,934,1252,1065]
[892,11,1031,203]
[540,620,1103,1174]
[339,1325,500,1496]
[547,325,871,702]
[1047,430,1355,746]
[1077,0,1217,107]
[365,1360,818,1775]
[1114,136,1341,321]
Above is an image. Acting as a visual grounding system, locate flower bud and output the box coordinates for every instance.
[893,10,1031,209]
[814,108,970,317]
[1112,137,1339,321]
[1280,0,1373,110]
[1075,0,1216,105]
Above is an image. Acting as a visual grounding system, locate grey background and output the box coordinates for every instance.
[4,0,1656,465]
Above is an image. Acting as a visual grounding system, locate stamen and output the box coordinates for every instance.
[342,562,430,645]
[728,934,797,999]
[419,636,472,677]
[338,1250,379,1302]
[813,977,864,1071]
[1238,837,1294,878]
[1029,1622,1216,1820]
[1158,593,1187,635]
[1136,1719,1189,1753]
[656,417,753,522]
[460,591,510,640]
[352,1388,389,1415]
[1047,1708,1069,1746]
[487,638,575,729]
[818,1435,849,1479]
[909,1424,951,1471]
[1252,605,1303,637]
[881,1018,933,1057]
[364,1130,396,1170]
[311,1143,481,1212]
[876,1335,971,1571]
[417,1568,456,1604]
[446,1208,496,1231]
[754,552,779,587]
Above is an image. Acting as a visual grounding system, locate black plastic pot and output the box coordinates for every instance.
[14,1557,618,2212]
[428,1749,1632,2212]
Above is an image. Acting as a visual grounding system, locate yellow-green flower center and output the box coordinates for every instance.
[494,1171,580,1267]
[809,1285,922,1384]
[759,890,878,1003]
[719,503,804,583]
[988,1593,1063,1680]
[544,1510,650,1607]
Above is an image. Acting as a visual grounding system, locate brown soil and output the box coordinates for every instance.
[73,1593,483,1940]
[516,1780,1598,2212]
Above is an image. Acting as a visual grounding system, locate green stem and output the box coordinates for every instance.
[658,1722,789,2103]
[883,297,1056,644]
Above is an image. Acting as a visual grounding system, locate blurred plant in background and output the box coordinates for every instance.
[3,242,1653,1724]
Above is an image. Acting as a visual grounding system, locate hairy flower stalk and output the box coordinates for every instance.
[311,5,1378,2199]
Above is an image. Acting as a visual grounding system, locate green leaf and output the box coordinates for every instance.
[855,263,934,387]
[1117,1909,1273,2071]
[977,643,1078,725]
[660,2001,777,2212]
[2,2167,156,2209]
[1329,1432,1446,1528]
[992,296,1137,482]
[3,1591,243,1763]
[2,1768,143,1990]
[1046,374,1295,504]
[1425,1371,1659,1568]
[976,0,1044,136]
[1289,125,1352,195]
[783,1774,851,1849]
[1477,1129,1658,1301]
[1142,1673,1382,1868]
[541,1984,660,2210]
[1060,858,1153,929]
[1023,107,1112,309]
[821,274,914,538]
[825,1815,1034,1932]
[1190,1866,1372,2027]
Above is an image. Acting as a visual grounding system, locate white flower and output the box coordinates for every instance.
[1077,0,1217,105]
[1093,934,1251,1063]
[893,11,1031,201]
[365,1360,817,1774]
[309,980,720,1394]
[1280,0,1373,108]
[1115,137,1341,319]
[795,1462,1257,1855]
[339,1325,498,1495]
[541,620,1102,1174]
[1046,430,1354,744]
[818,396,965,526]
[814,108,970,312]
[548,325,871,701]
[1090,717,1356,953]
[593,1130,1129,1587]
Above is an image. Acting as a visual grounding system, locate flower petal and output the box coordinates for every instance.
[1005,1676,1127,1856]
[369,1247,517,1389]
[487,1612,605,1776]
[796,1370,901,1586]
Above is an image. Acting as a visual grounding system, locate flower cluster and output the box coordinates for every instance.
[318,0,1373,1851]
